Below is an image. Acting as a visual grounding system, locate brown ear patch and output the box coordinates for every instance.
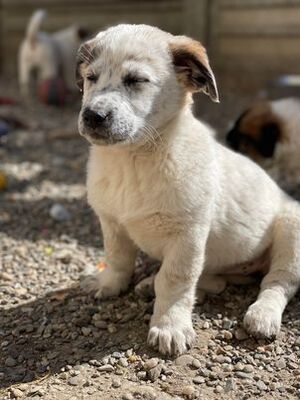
[169,37,219,102]
[227,102,285,161]
[76,39,98,92]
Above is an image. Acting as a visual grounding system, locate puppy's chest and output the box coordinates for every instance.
[87,153,185,258]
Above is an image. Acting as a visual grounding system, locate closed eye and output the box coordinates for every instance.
[123,74,150,86]
[86,74,98,83]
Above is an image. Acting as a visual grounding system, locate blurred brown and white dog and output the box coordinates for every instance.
[18,9,90,100]
[77,24,300,355]
[226,98,300,197]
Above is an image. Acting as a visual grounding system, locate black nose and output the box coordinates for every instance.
[83,108,109,129]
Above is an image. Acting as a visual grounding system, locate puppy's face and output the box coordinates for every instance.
[77,24,218,146]
[226,102,282,162]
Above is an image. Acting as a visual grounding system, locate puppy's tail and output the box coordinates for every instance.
[26,9,47,45]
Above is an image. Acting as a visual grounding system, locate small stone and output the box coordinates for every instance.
[192,359,201,369]
[244,364,254,373]
[137,371,147,380]
[223,330,233,340]
[224,378,236,393]
[81,327,91,336]
[49,203,71,221]
[5,356,17,367]
[0,272,13,281]
[276,358,286,369]
[181,385,197,399]
[222,318,233,329]
[202,321,210,329]
[175,355,194,366]
[107,324,117,334]
[143,358,158,370]
[256,380,267,391]
[235,371,252,379]
[112,379,121,388]
[112,352,122,359]
[198,368,210,377]
[193,376,205,384]
[148,365,163,382]
[118,358,129,367]
[10,388,24,398]
[234,328,248,341]
[122,395,134,400]
[93,320,108,329]
[234,362,244,371]
[214,385,223,393]
[98,364,114,372]
[68,376,83,386]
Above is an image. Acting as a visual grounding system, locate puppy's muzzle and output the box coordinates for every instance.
[83,108,111,138]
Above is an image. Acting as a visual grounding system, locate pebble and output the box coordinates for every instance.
[5,356,17,367]
[0,272,13,281]
[175,355,194,366]
[193,376,205,384]
[276,357,286,369]
[181,385,197,399]
[10,388,24,398]
[244,364,254,373]
[49,203,71,221]
[235,371,252,379]
[223,330,233,340]
[224,378,236,393]
[234,328,249,341]
[144,358,159,370]
[98,364,114,372]
[68,376,83,386]
[256,380,267,391]
[112,379,121,388]
[148,365,163,382]
[214,385,223,393]
[192,359,201,369]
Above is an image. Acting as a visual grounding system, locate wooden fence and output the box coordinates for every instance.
[1,0,300,88]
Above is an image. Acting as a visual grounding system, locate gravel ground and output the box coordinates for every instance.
[0,87,300,400]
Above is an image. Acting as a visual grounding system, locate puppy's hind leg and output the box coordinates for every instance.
[81,214,138,299]
[244,200,300,337]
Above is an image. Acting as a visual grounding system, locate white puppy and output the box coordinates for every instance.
[226,98,300,197]
[18,9,89,97]
[77,24,300,355]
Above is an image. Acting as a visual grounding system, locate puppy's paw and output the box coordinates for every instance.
[148,316,195,355]
[243,300,282,338]
[80,268,130,299]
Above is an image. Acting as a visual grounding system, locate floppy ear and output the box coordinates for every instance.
[259,122,280,158]
[76,39,97,92]
[169,37,219,102]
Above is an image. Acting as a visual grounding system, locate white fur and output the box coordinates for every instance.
[78,24,300,355]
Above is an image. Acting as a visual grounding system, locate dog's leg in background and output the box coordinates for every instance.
[82,214,138,299]
[244,200,300,337]
[148,228,208,355]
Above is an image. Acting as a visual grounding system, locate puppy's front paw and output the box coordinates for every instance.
[243,300,282,338]
[148,316,195,355]
[81,268,130,299]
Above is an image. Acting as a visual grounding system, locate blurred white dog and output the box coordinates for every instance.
[226,98,300,198]
[18,9,89,98]
[77,24,300,355]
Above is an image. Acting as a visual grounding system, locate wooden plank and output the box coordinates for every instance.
[219,0,300,9]
[183,0,208,42]
[219,7,300,35]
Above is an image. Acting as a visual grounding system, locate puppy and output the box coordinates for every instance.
[226,98,300,197]
[77,24,300,355]
[18,9,89,98]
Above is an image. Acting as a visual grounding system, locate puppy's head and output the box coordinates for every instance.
[226,102,283,162]
[77,24,218,146]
